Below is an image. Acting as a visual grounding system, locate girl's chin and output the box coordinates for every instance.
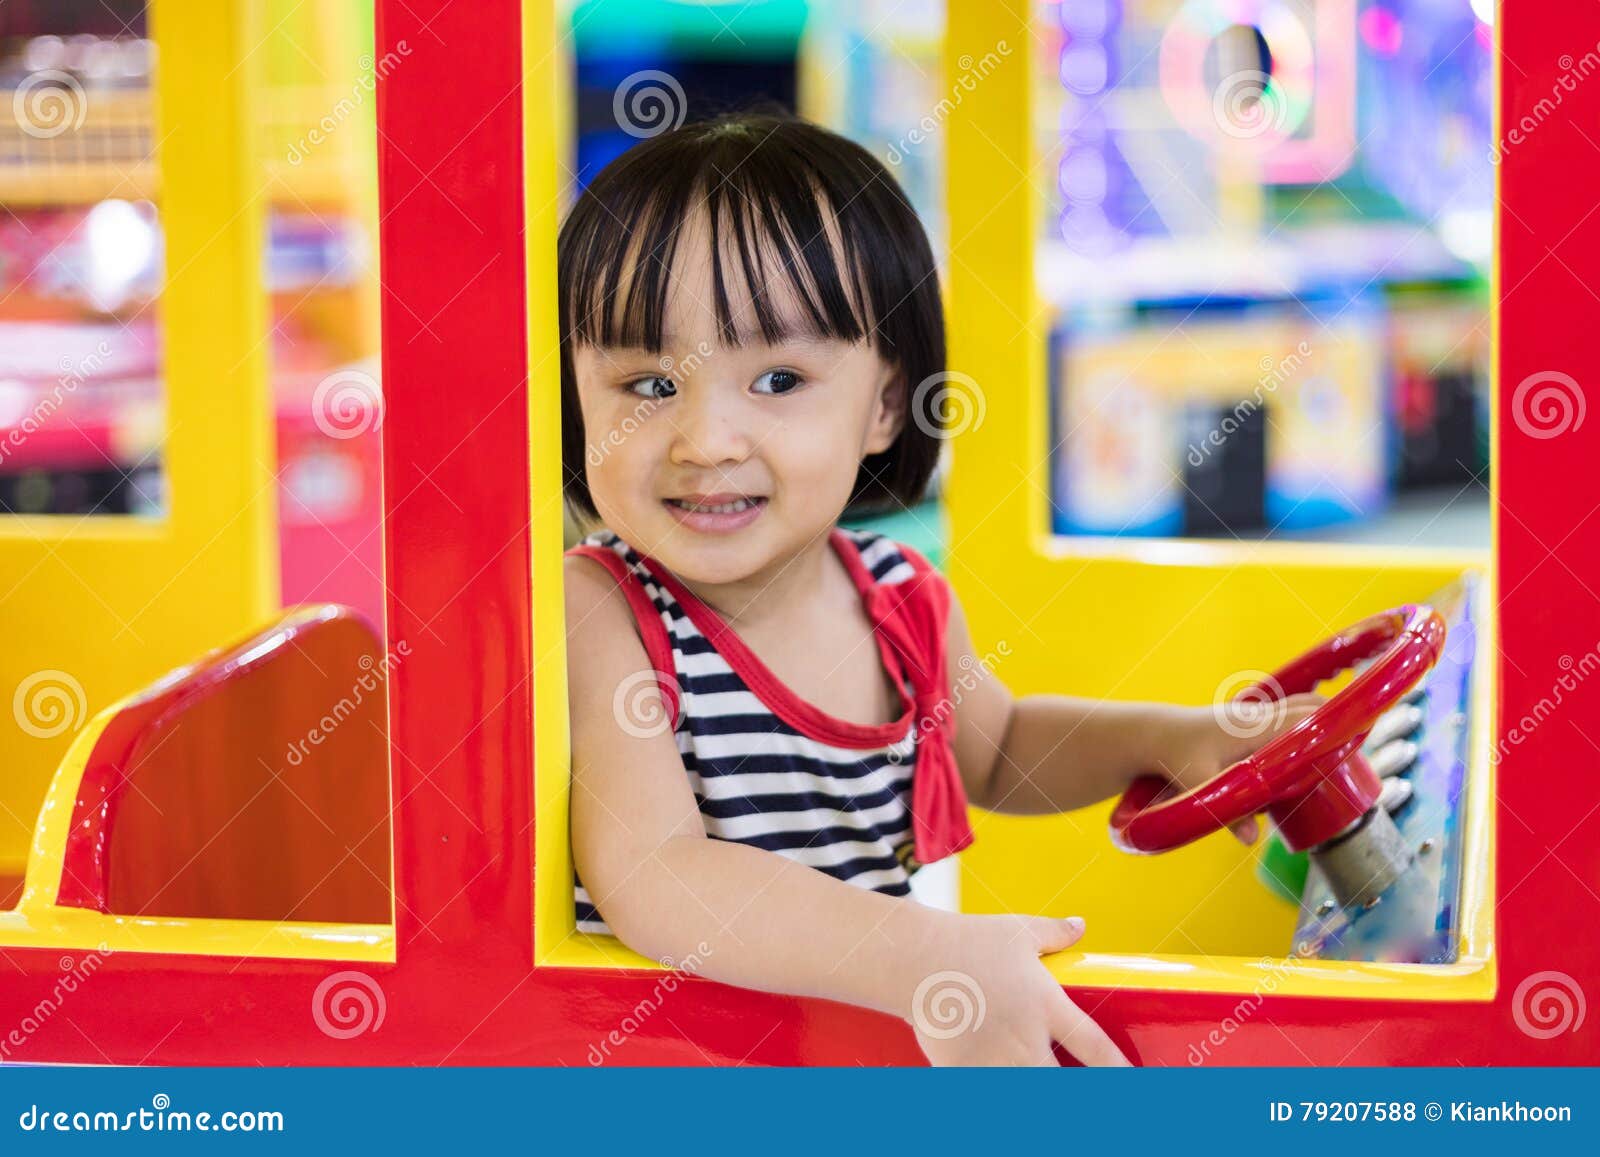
[643,524,799,587]
[650,541,772,587]
[606,503,839,585]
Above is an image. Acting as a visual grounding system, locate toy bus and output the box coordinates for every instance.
[0,1,1591,1066]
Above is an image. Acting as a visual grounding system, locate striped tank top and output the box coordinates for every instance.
[570,528,945,937]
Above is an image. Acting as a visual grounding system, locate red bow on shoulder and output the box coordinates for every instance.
[864,573,977,867]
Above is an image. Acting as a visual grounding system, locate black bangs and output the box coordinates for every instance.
[559,112,946,521]
[562,121,870,350]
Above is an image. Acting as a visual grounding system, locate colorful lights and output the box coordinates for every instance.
[1157,0,1357,183]
[1056,0,1130,254]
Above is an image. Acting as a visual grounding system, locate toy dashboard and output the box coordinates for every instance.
[1293,578,1479,965]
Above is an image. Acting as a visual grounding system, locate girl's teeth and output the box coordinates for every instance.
[677,498,755,513]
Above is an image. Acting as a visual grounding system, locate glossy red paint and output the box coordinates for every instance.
[0,2,1595,1068]
[54,606,391,923]
[1111,606,1446,854]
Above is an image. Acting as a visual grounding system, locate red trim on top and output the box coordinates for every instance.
[847,536,946,688]
[568,545,682,723]
[631,532,924,750]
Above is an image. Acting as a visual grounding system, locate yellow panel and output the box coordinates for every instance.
[527,0,579,966]
[0,908,392,963]
[956,548,1483,958]
[0,3,278,881]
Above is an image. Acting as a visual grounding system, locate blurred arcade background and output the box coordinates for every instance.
[0,0,1493,628]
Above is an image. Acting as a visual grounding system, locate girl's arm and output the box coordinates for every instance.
[566,557,1127,1065]
[946,592,1316,819]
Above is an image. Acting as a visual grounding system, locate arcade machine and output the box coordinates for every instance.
[0,0,1591,1068]
[1052,290,1388,537]
[568,0,808,186]
[1043,0,1492,539]
[1361,0,1494,492]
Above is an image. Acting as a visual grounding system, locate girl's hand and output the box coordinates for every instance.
[1157,693,1324,845]
[904,912,1130,1067]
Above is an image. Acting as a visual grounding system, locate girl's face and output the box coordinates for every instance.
[574,221,904,588]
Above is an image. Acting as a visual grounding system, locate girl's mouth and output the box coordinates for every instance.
[663,494,768,532]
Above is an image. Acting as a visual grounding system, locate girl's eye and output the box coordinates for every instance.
[626,376,676,400]
[752,369,802,396]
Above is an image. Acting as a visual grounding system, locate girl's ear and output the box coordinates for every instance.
[864,364,907,455]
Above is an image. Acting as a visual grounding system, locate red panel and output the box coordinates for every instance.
[372,0,536,978]
[57,608,392,923]
[1489,1,1600,1058]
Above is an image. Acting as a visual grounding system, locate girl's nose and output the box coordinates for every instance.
[667,389,754,468]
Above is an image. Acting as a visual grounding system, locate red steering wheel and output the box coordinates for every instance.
[1110,605,1447,855]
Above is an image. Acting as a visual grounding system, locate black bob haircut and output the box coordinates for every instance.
[557,112,946,522]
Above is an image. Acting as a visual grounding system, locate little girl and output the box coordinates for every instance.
[561,113,1314,1066]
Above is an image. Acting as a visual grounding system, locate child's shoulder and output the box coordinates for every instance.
[564,530,652,591]
[563,532,649,637]
[564,547,630,623]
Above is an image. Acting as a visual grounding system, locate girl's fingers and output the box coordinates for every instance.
[1230,815,1259,845]
[1048,991,1132,1067]
[1025,914,1087,955]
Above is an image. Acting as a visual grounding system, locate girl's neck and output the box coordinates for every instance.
[672,530,838,628]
